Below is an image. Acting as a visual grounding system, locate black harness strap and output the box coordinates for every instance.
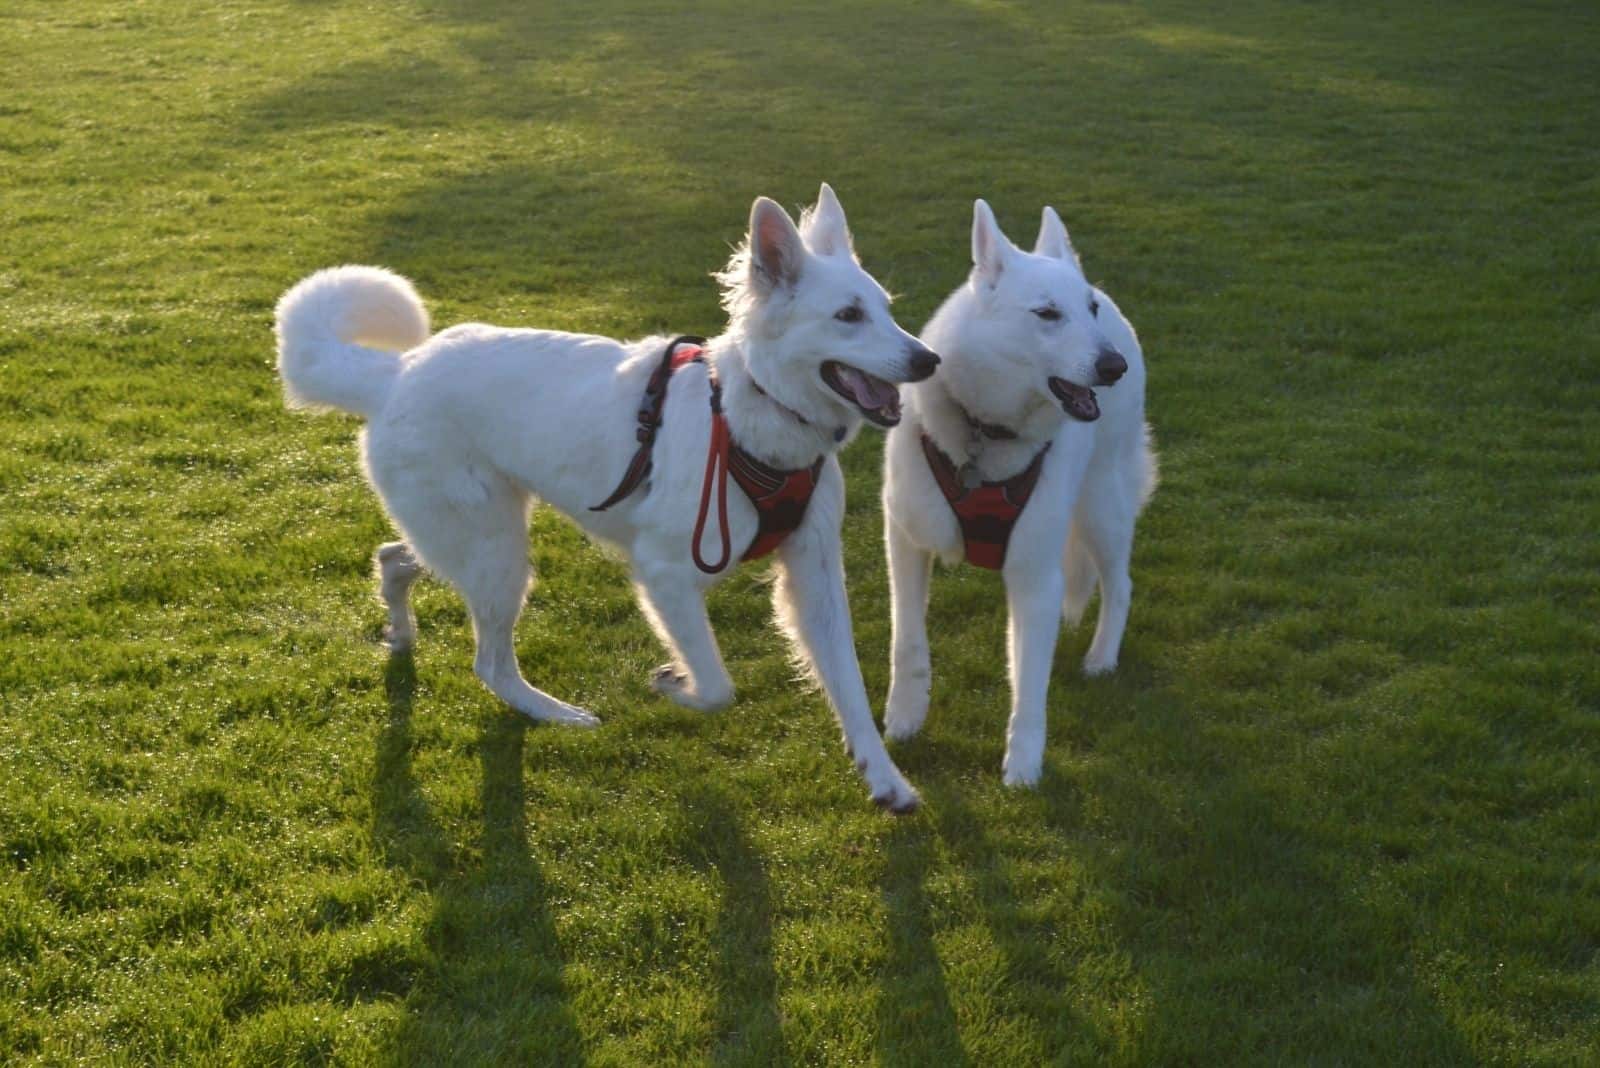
[590,335,707,512]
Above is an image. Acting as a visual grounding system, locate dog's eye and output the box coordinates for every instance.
[1088,298,1100,319]
[834,305,864,323]
[1032,306,1062,322]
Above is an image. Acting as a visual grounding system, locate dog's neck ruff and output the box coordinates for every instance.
[920,377,1056,485]
[924,380,1019,458]
[590,336,824,573]
[920,432,1050,571]
[745,374,847,444]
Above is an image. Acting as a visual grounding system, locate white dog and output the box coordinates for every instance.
[275,185,937,811]
[880,201,1156,786]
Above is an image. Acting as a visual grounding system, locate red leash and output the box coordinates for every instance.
[691,407,733,574]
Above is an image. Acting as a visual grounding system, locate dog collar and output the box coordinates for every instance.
[960,405,1018,442]
[933,379,1017,442]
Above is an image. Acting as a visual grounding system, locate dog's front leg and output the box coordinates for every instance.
[884,518,933,741]
[633,562,735,712]
[1000,564,1066,787]
[774,485,919,813]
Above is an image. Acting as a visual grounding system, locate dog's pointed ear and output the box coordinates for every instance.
[972,199,1013,285]
[803,182,853,258]
[1034,206,1075,260]
[749,196,806,293]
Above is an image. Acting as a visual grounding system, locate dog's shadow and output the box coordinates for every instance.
[375,652,586,1063]
[679,785,789,1066]
[878,818,971,1065]
[878,701,1481,1063]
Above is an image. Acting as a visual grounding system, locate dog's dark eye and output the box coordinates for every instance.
[1033,306,1062,322]
[835,305,864,323]
[1088,298,1100,319]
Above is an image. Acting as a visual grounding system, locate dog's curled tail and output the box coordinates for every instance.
[275,265,431,419]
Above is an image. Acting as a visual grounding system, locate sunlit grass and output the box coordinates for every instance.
[2,0,1597,1063]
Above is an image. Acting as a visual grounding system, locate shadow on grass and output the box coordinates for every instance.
[890,776,1108,1062]
[374,654,449,882]
[893,720,1483,1063]
[374,652,585,1064]
[228,0,1522,221]
[878,820,970,1066]
[681,785,789,1066]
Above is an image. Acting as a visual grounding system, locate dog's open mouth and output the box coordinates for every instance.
[822,361,902,427]
[1048,376,1101,422]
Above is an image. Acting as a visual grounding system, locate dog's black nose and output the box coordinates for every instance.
[1095,349,1127,386]
[907,347,941,382]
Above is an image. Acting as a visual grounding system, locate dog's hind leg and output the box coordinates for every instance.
[1061,524,1099,628]
[378,468,598,728]
[376,541,423,651]
[884,518,934,742]
[1072,478,1135,677]
[466,585,599,728]
[633,562,735,712]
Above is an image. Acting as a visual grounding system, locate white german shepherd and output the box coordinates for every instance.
[881,201,1156,786]
[275,185,937,811]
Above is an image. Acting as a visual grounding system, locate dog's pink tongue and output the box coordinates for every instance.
[838,366,898,408]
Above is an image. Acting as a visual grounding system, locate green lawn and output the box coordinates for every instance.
[3,0,1598,1063]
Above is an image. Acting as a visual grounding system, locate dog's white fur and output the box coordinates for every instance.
[276,185,930,811]
[881,201,1157,786]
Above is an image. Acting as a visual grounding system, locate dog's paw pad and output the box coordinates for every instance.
[650,665,688,695]
[649,667,732,712]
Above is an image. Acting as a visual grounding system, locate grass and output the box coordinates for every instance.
[2,0,1598,1063]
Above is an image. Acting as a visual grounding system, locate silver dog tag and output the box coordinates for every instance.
[959,463,982,490]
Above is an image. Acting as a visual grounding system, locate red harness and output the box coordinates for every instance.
[921,433,1050,570]
[591,337,823,573]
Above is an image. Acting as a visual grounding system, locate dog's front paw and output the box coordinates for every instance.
[883,689,928,742]
[518,699,599,729]
[1082,649,1118,676]
[859,759,921,814]
[1001,745,1043,788]
[884,661,930,742]
[870,776,922,815]
[383,622,415,653]
[550,705,601,729]
[650,665,733,712]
